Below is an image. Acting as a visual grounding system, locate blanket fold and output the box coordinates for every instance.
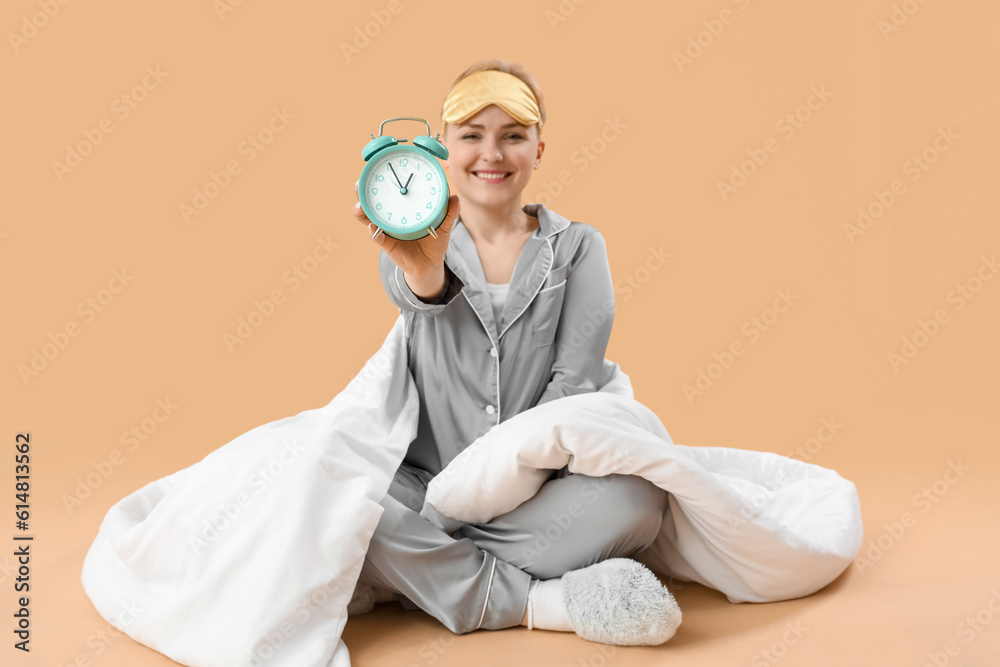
[81,314,863,667]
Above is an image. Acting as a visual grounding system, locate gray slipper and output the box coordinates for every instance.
[562,558,682,646]
[347,580,399,617]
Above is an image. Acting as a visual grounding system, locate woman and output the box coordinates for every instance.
[350,58,680,647]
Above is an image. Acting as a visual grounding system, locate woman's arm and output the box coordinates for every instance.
[354,182,463,314]
[534,229,615,405]
[378,249,465,313]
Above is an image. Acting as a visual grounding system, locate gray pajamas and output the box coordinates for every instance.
[359,461,668,633]
[357,204,669,633]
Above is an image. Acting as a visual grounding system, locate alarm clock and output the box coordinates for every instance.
[359,116,450,241]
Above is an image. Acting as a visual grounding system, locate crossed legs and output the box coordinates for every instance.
[357,462,668,635]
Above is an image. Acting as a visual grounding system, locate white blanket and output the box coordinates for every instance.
[81,314,863,667]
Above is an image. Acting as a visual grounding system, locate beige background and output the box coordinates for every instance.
[2,1,998,665]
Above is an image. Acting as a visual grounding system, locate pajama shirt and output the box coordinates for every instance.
[380,202,616,475]
[358,203,668,633]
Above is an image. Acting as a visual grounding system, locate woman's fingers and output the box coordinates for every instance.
[439,195,460,232]
[368,222,387,246]
[353,180,373,227]
[352,188,458,258]
[352,183,388,248]
[353,200,369,223]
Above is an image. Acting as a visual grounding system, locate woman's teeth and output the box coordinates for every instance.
[475,172,509,181]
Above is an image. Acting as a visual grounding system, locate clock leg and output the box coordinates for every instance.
[371,226,384,241]
[426,226,438,240]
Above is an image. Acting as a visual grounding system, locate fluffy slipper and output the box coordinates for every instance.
[347,580,398,617]
[562,558,682,646]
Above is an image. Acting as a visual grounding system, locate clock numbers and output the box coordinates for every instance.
[366,149,446,232]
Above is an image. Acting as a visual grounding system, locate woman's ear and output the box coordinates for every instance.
[534,140,545,169]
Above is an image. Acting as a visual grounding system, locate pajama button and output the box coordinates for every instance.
[489,348,497,357]
[485,405,495,415]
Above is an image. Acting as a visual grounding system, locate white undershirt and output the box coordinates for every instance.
[485,281,510,328]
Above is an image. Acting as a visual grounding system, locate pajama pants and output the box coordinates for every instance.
[356,461,670,635]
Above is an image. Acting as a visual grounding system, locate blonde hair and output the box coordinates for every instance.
[440,58,546,137]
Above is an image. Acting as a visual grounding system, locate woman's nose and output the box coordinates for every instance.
[481,141,503,161]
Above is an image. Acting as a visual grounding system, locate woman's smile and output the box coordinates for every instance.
[472,170,512,183]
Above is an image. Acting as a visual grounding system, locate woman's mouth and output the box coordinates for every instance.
[472,171,511,183]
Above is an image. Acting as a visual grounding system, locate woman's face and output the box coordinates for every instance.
[443,104,544,212]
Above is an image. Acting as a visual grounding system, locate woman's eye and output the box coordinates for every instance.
[462,134,478,140]
[507,134,524,140]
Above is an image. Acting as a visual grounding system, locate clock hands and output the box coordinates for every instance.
[388,163,405,192]
[388,162,413,195]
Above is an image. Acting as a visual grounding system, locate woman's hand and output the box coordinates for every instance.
[353,180,460,280]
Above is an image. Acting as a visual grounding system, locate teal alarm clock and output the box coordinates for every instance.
[359,117,450,241]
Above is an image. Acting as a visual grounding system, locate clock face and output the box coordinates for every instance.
[362,148,447,231]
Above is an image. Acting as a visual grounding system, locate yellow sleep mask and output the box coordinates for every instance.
[441,70,543,132]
